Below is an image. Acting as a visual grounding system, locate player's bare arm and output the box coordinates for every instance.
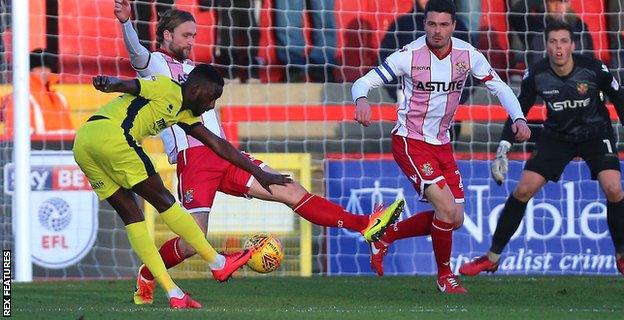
[354,97,372,127]
[114,0,130,23]
[182,123,293,192]
[92,75,139,96]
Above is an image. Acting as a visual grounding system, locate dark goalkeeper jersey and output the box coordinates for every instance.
[501,54,624,142]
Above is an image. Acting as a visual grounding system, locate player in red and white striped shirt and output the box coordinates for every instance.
[352,0,531,293]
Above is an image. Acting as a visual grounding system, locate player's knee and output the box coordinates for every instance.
[602,182,624,202]
[178,241,197,259]
[176,238,198,258]
[121,213,144,226]
[278,182,308,206]
[513,184,537,202]
[191,214,209,234]
[435,203,456,220]
[453,212,464,229]
[150,192,177,213]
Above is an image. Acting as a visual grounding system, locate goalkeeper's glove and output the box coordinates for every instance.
[491,140,511,185]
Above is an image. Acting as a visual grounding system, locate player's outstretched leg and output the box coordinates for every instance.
[291,193,404,241]
[369,210,434,276]
[245,165,405,241]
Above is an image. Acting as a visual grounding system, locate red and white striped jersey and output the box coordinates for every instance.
[137,51,225,163]
[352,36,524,145]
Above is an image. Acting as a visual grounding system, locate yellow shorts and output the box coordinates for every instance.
[73,119,158,200]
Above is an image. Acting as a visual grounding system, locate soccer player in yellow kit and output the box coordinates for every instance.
[73,64,291,309]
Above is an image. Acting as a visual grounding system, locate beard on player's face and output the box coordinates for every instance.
[164,22,196,61]
[168,42,190,61]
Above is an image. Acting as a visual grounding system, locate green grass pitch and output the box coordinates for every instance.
[11,276,624,319]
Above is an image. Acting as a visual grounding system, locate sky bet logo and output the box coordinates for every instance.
[5,165,91,192]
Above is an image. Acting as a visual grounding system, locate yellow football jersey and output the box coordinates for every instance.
[93,75,200,141]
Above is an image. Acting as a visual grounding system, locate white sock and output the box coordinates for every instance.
[167,287,184,299]
[487,251,501,263]
[209,254,226,270]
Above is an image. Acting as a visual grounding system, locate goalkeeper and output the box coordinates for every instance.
[459,20,624,277]
[73,65,291,309]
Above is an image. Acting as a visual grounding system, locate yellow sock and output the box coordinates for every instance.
[160,203,219,263]
[126,221,177,292]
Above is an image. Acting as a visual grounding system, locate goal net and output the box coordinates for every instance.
[1,0,621,281]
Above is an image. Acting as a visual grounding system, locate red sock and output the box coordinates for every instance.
[381,210,434,243]
[141,237,185,281]
[431,216,454,277]
[293,193,368,232]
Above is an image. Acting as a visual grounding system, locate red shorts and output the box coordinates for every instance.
[391,135,464,203]
[176,146,264,212]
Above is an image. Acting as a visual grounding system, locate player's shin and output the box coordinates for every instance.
[381,210,434,243]
[489,194,528,256]
[293,193,368,231]
[159,203,220,264]
[126,221,182,297]
[140,237,185,281]
[607,198,624,255]
[431,216,454,276]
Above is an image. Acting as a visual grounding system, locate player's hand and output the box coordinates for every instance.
[354,97,372,127]
[491,141,511,185]
[114,0,131,23]
[92,75,121,93]
[512,118,530,142]
[255,171,293,194]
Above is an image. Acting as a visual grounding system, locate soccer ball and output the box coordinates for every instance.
[243,233,284,273]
